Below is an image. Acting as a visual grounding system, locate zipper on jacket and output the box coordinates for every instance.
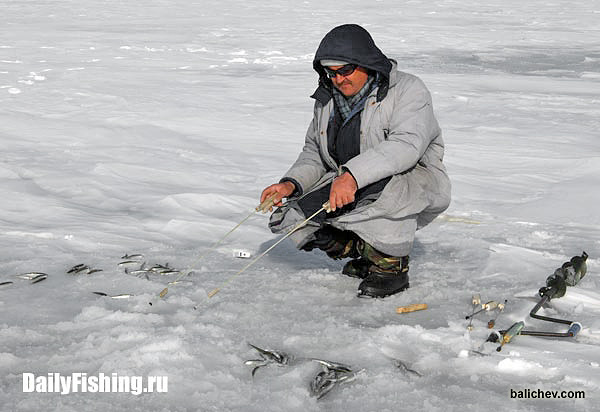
[319,102,338,171]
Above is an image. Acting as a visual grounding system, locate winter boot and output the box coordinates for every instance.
[301,226,359,260]
[342,258,370,279]
[355,242,409,298]
[357,264,409,298]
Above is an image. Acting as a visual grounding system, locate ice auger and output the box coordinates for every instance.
[488,252,589,350]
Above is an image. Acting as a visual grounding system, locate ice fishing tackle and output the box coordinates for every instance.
[486,252,589,348]
[149,194,280,304]
[487,300,507,329]
[466,296,506,330]
[516,251,588,338]
[205,201,332,299]
[467,294,481,331]
[466,300,499,320]
[495,321,524,352]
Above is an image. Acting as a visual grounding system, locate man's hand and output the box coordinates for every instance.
[260,181,296,211]
[329,172,358,212]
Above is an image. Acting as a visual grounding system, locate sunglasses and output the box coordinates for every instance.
[323,64,358,79]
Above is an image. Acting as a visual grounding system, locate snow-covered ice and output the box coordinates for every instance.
[1,0,599,411]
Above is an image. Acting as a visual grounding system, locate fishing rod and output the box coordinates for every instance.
[149,193,279,305]
[150,194,331,306]
[206,201,331,299]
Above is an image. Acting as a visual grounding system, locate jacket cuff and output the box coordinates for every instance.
[279,177,303,197]
[340,166,360,189]
[341,166,356,182]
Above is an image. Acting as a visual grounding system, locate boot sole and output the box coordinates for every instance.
[357,282,410,298]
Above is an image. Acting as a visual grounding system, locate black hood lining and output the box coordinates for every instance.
[310,24,392,103]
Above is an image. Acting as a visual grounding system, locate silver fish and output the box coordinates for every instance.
[129,270,151,280]
[128,270,150,275]
[124,261,148,276]
[0,281,13,286]
[310,371,337,399]
[68,264,102,275]
[144,264,180,275]
[158,270,180,275]
[87,269,103,274]
[312,359,354,373]
[309,359,363,399]
[468,349,489,357]
[110,294,134,299]
[245,343,291,376]
[30,274,48,284]
[118,260,140,267]
[394,360,422,377]
[92,292,134,299]
[149,264,172,272]
[67,264,88,274]
[121,254,144,260]
[16,272,48,280]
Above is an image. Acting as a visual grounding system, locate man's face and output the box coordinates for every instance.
[328,65,369,97]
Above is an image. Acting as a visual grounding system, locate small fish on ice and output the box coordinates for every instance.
[244,343,291,376]
[309,359,364,399]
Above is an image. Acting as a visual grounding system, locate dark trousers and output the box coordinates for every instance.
[297,176,392,224]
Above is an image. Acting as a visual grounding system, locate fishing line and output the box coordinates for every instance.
[206,203,330,299]
[149,193,279,305]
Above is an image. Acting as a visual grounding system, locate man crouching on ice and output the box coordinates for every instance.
[260,24,451,298]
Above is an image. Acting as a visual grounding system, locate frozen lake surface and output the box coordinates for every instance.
[1,1,599,411]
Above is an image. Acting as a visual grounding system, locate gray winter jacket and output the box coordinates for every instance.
[272,60,451,256]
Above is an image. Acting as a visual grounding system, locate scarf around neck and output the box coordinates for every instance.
[332,74,376,123]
